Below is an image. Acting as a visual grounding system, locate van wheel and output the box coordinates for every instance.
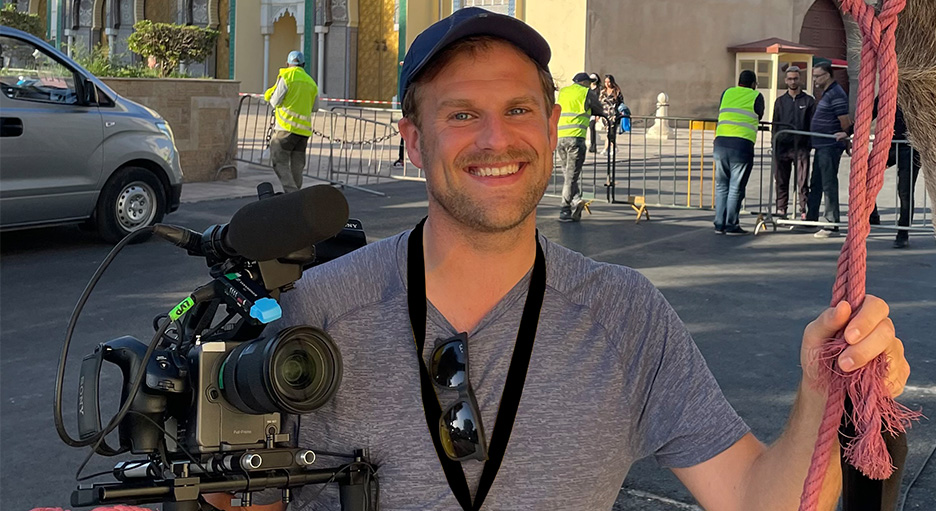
[96,167,166,244]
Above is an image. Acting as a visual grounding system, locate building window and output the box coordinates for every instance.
[454,0,515,17]
[739,59,771,89]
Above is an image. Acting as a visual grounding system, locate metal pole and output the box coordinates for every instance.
[263,34,270,91]
[316,26,328,95]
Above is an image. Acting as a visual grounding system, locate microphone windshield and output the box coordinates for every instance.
[226,185,350,261]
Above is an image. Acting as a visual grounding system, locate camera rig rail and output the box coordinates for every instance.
[73,448,376,511]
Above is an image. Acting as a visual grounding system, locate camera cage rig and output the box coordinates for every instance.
[55,184,378,511]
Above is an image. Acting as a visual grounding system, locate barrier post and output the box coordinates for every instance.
[688,120,716,208]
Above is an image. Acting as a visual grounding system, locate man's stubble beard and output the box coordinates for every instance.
[422,138,551,234]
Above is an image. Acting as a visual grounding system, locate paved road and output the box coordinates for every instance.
[2,180,933,510]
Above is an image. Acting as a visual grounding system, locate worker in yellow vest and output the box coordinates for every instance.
[712,70,764,235]
[556,72,601,222]
[264,51,319,193]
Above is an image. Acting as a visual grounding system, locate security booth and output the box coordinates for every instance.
[727,38,819,121]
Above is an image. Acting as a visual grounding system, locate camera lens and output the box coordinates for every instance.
[220,326,342,415]
[281,351,315,388]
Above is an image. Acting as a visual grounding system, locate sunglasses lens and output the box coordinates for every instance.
[440,400,481,459]
[430,339,467,389]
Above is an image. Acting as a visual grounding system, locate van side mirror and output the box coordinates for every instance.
[80,78,97,105]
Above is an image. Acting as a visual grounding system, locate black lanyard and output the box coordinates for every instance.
[406,218,546,510]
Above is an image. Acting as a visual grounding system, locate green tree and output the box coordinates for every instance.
[127,20,218,78]
[0,5,46,39]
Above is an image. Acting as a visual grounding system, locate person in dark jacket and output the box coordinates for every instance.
[771,66,815,219]
[587,73,600,152]
[869,99,922,248]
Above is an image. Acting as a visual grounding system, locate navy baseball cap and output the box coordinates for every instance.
[398,7,551,107]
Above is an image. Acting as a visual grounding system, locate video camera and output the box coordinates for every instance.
[54,183,378,511]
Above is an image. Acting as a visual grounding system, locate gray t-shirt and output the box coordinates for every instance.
[275,231,749,510]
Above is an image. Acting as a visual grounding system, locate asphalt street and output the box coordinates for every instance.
[1,179,934,510]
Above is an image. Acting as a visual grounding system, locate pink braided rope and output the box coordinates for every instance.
[798,1,920,510]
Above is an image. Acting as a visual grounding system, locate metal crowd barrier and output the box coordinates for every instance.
[544,115,775,217]
[329,105,402,125]
[545,118,931,236]
[754,129,932,236]
[231,101,931,236]
[232,95,402,195]
[328,106,426,181]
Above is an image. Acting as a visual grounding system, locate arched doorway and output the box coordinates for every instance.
[799,0,849,94]
[268,12,301,89]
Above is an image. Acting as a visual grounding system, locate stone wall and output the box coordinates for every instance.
[584,0,818,118]
[102,78,241,182]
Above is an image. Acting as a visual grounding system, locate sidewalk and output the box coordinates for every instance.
[180,162,285,203]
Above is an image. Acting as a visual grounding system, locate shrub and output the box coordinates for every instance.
[71,45,161,78]
[1,5,46,39]
[127,20,218,78]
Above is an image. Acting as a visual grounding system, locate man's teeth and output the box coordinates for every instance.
[469,164,520,177]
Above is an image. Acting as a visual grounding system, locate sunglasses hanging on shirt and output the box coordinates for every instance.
[430,332,488,462]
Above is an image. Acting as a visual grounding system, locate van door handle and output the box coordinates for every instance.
[1,117,24,137]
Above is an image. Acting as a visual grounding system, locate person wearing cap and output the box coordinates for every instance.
[587,72,601,153]
[556,71,601,222]
[712,70,765,235]
[263,50,319,193]
[211,8,907,511]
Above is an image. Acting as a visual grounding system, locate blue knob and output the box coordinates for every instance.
[250,298,282,323]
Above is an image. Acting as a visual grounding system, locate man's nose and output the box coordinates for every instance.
[475,114,512,152]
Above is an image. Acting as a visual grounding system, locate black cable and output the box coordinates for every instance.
[357,462,380,511]
[152,312,179,348]
[55,227,155,448]
[75,469,115,482]
[127,410,211,475]
[199,311,238,341]
[303,462,353,503]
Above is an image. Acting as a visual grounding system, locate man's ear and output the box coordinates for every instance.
[398,117,424,168]
[548,103,561,152]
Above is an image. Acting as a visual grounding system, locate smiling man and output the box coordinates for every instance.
[208,8,909,511]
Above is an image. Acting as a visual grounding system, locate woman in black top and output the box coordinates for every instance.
[599,74,625,155]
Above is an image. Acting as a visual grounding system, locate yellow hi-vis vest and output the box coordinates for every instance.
[264,66,318,137]
[557,84,590,138]
[715,86,759,143]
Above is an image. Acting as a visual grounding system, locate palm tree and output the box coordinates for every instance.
[893,0,936,232]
